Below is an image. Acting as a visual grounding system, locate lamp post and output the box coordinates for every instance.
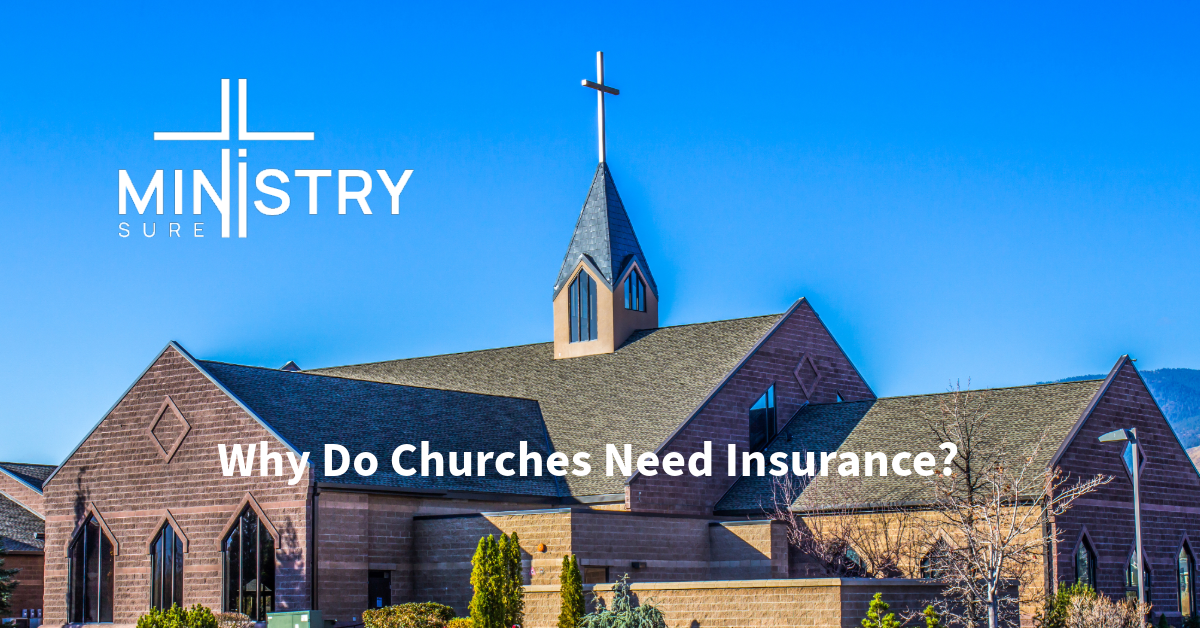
[1099,428,1143,605]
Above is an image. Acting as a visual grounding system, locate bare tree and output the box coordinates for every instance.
[923,384,1112,628]
[767,471,923,578]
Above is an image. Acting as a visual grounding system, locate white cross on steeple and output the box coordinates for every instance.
[582,51,619,164]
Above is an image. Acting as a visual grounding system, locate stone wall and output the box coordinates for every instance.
[40,347,312,627]
[523,578,948,628]
[5,552,45,620]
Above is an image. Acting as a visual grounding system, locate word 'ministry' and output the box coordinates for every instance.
[216,441,960,486]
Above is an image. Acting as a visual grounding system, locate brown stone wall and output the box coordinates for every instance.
[1051,361,1200,622]
[708,521,788,580]
[629,300,876,515]
[0,473,45,516]
[523,578,949,628]
[41,347,312,627]
[5,552,45,619]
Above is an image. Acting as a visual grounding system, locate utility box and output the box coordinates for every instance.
[266,610,325,628]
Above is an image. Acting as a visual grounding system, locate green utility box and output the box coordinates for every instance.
[266,610,327,628]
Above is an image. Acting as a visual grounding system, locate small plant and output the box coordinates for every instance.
[1185,613,1200,628]
[861,593,900,628]
[137,605,218,628]
[1036,582,1094,628]
[580,575,665,628]
[446,620,473,628]
[923,605,943,628]
[215,612,254,628]
[558,555,584,628]
[362,603,456,628]
[1157,615,1171,628]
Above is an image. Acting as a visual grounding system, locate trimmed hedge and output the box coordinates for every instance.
[137,605,219,628]
[362,603,457,628]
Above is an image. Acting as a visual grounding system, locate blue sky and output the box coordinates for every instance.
[1,1,1197,464]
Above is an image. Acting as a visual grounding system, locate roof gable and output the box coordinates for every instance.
[715,379,1105,513]
[312,313,783,496]
[0,462,55,493]
[553,163,657,299]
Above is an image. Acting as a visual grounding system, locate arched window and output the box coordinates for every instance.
[624,269,645,312]
[222,506,275,620]
[748,385,776,452]
[569,270,598,343]
[1127,552,1152,602]
[1181,544,1195,618]
[1075,537,1096,588]
[150,524,184,610]
[921,540,950,579]
[68,514,114,623]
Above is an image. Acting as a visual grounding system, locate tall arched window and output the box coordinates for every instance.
[1075,537,1096,588]
[222,506,275,620]
[921,540,950,579]
[68,514,114,623]
[569,271,598,343]
[624,269,645,312]
[1127,552,1152,602]
[150,524,184,610]
[1180,544,1195,618]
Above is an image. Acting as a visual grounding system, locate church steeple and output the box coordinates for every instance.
[552,53,659,359]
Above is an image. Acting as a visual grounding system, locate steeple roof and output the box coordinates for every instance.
[553,163,658,298]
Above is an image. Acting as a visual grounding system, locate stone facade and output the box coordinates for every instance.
[40,347,311,626]
[7,552,45,621]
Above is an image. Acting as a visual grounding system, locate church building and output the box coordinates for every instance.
[30,56,1200,628]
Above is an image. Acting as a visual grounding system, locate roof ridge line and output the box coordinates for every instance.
[875,378,1107,401]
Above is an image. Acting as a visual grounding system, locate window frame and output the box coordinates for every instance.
[569,270,598,343]
[1126,550,1152,602]
[1181,542,1196,618]
[1075,536,1097,588]
[623,268,645,312]
[67,514,115,624]
[748,385,777,452]
[149,523,185,611]
[221,505,276,621]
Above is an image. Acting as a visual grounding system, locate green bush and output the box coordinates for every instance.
[861,593,900,628]
[580,575,665,628]
[137,605,218,628]
[446,620,473,628]
[362,603,457,628]
[1185,613,1200,628]
[1034,582,1094,628]
[922,605,942,628]
[558,555,584,628]
[468,533,524,628]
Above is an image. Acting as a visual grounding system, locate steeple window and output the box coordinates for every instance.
[624,269,645,312]
[569,270,598,343]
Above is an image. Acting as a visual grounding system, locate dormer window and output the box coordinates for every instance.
[749,385,776,451]
[624,269,645,312]
[569,270,598,343]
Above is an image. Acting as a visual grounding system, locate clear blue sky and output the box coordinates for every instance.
[1,2,1197,464]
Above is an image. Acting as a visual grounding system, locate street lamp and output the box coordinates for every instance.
[1099,428,1143,605]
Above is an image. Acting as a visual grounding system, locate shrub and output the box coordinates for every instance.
[215,613,254,628]
[137,605,219,628]
[1185,613,1200,628]
[446,620,473,628]
[1036,582,1094,628]
[1065,592,1150,628]
[362,603,457,628]
[468,533,524,628]
[923,605,943,628]
[580,575,665,628]
[861,593,900,628]
[558,555,584,628]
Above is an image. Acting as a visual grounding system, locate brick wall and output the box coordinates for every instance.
[523,578,952,628]
[41,347,312,627]
[1052,360,1200,623]
[628,300,875,515]
[5,552,44,620]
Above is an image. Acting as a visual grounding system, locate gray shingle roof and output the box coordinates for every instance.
[714,379,1105,513]
[0,494,43,552]
[311,314,784,495]
[196,362,563,497]
[553,163,658,298]
[0,463,55,493]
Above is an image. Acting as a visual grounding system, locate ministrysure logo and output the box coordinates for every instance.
[118,79,412,238]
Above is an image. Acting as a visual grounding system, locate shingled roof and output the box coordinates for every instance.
[0,462,55,493]
[311,314,784,495]
[553,163,658,298]
[196,361,563,497]
[714,379,1106,514]
[0,494,43,552]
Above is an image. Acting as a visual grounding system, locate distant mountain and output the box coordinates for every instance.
[1047,368,1200,450]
